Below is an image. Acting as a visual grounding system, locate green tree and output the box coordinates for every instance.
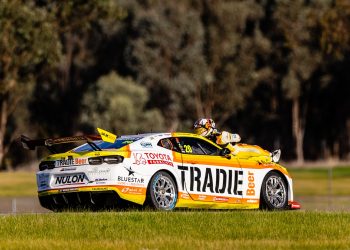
[44,0,125,89]
[0,0,60,169]
[124,0,207,131]
[321,0,350,58]
[80,71,164,134]
[273,0,329,164]
[123,0,272,130]
[30,0,126,137]
[198,0,273,126]
[320,0,350,160]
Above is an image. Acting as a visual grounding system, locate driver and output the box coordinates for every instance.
[193,118,241,151]
[193,118,280,163]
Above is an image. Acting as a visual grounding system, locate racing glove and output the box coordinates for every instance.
[216,131,241,144]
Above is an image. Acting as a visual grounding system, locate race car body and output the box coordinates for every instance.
[22,129,301,211]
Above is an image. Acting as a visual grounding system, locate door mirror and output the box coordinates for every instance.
[220,148,231,159]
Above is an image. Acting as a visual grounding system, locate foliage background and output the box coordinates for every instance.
[0,0,350,169]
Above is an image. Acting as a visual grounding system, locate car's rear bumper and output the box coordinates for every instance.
[39,190,120,211]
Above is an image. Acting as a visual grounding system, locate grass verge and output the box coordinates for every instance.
[289,166,350,195]
[0,211,349,249]
[0,171,37,197]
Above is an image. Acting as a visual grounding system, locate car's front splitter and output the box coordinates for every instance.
[289,201,301,210]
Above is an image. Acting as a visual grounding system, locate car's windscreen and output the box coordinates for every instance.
[73,137,143,152]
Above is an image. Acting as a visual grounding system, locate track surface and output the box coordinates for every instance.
[0,197,50,214]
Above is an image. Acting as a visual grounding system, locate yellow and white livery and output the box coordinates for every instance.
[22,129,300,211]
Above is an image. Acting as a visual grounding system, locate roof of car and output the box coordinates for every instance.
[118,132,203,140]
[127,132,218,147]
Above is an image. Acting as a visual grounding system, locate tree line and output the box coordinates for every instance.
[0,0,349,170]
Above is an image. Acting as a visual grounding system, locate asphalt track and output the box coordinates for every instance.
[0,197,50,214]
[1,195,350,214]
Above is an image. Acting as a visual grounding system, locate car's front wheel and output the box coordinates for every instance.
[148,171,178,210]
[260,171,288,210]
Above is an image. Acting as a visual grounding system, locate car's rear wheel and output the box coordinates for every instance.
[148,171,177,210]
[260,171,288,210]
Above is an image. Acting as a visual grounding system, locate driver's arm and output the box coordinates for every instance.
[216,131,241,144]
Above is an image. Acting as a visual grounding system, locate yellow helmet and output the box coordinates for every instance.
[194,118,215,137]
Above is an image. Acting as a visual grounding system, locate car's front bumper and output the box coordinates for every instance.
[289,201,301,210]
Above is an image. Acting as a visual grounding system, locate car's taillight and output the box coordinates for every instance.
[88,157,103,165]
[103,155,124,164]
[88,155,124,165]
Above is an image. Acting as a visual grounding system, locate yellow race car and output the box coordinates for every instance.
[21,128,300,211]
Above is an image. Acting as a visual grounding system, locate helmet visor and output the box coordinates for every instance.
[194,127,210,137]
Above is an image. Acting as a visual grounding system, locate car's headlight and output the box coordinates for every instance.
[88,155,124,165]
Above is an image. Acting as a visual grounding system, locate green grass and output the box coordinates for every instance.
[0,211,349,249]
[289,166,350,195]
[0,171,37,197]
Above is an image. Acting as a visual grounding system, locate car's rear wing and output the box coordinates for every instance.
[21,127,118,153]
[20,134,103,153]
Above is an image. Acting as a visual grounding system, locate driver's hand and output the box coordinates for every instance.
[212,129,221,135]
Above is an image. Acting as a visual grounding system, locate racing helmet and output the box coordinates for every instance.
[194,118,216,137]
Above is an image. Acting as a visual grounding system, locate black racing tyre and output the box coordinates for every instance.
[148,171,178,210]
[260,171,288,210]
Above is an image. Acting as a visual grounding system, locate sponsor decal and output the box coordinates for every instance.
[55,159,73,167]
[178,166,243,195]
[121,187,143,194]
[181,193,190,199]
[94,178,107,182]
[38,173,49,181]
[117,176,144,184]
[140,142,153,148]
[97,127,116,143]
[246,171,255,196]
[55,174,86,185]
[133,153,147,165]
[133,153,173,166]
[246,199,259,203]
[92,187,108,191]
[38,174,49,188]
[59,188,78,193]
[39,181,47,188]
[60,167,77,171]
[124,166,135,176]
[46,136,86,146]
[262,163,275,167]
[87,169,110,174]
[55,158,87,167]
[214,197,229,202]
[198,195,207,200]
[75,158,87,165]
